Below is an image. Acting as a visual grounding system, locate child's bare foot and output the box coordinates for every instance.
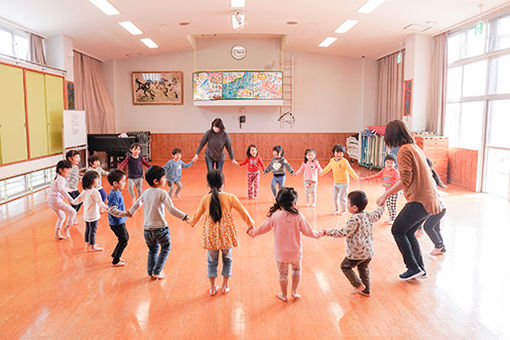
[152,273,165,280]
[430,247,445,256]
[221,286,230,294]
[112,260,127,267]
[291,292,301,299]
[209,285,219,296]
[360,291,371,297]
[63,226,71,238]
[339,211,347,216]
[332,210,340,215]
[88,245,103,252]
[276,293,288,302]
[351,284,366,295]
[54,232,65,240]
[175,194,182,200]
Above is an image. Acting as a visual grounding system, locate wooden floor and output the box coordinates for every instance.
[1,161,509,339]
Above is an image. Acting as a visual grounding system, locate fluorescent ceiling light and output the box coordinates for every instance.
[231,0,245,7]
[89,0,119,15]
[319,37,337,48]
[140,38,158,48]
[334,19,359,34]
[357,0,386,14]
[119,21,143,35]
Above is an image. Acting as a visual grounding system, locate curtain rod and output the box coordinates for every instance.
[0,17,46,38]
[73,49,104,63]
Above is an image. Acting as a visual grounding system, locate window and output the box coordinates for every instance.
[462,60,487,97]
[0,25,30,61]
[489,55,510,94]
[489,15,510,51]
[0,167,55,204]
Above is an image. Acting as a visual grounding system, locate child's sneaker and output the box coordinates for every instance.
[399,268,424,281]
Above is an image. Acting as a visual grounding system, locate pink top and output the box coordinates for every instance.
[364,168,400,190]
[294,160,322,182]
[249,210,322,263]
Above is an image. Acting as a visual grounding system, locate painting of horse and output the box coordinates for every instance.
[132,71,183,105]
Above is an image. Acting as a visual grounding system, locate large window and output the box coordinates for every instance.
[0,167,55,204]
[445,13,510,197]
[0,25,30,60]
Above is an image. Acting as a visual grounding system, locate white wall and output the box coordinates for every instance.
[45,35,74,81]
[104,37,378,133]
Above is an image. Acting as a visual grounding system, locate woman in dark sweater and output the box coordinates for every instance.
[192,118,238,172]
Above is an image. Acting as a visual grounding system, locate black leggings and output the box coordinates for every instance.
[391,202,430,271]
[423,208,446,249]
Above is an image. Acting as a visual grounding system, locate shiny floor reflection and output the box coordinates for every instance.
[0,161,508,338]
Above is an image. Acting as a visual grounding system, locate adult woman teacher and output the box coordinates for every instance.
[376,120,441,281]
[192,118,239,171]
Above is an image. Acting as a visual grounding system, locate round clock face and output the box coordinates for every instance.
[231,45,246,60]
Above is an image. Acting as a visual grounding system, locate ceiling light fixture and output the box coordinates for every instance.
[232,11,246,30]
[89,0,119,15]
[140,38,158,48]
[119,21,143,35]
[357,0,386,14]
[334,20,359,34]
[231,0,245,8]
[319,37,337,48]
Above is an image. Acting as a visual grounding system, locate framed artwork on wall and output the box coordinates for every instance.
[403,79,413,116]
[66,81,75,110]
[132,71,183,105]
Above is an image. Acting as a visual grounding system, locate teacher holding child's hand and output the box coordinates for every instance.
[376,120,441,281]
[192,118,239,172]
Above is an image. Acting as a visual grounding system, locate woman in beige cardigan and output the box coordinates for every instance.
[377,120,441,281]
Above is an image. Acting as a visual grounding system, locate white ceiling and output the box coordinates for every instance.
[1,0,510,60]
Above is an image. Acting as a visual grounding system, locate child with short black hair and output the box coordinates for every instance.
[264,145,294,197]
[189,170,254,296]
[88,154,109,202]
[162,148,194,200]
[238,144,265,199]
[321,144,359,215]
[66,150,82,218]
[128,165,189,280]
[322,190,383,296]
[361,153,400,224]
[47,160,76,239]
[107,169,130,266]
[249,187,323,302]
[294,148,322,207]
[71,171,109,252]
[119,143,151,200]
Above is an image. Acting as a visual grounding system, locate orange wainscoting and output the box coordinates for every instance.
[151,133,357,162]
[448,147,478,191]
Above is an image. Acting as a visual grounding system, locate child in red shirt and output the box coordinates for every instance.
[361,154,400,224]
[238,144,265,199]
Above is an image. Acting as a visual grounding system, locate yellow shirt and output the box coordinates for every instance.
[321,158,358,184]
[189,192,254,250]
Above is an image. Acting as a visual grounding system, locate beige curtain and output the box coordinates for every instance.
[376,50,405,125]
[74,51,115,133]
[29,34,46,64]
[426,33,448,134]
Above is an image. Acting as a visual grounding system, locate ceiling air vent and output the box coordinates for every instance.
[403,24,431,32]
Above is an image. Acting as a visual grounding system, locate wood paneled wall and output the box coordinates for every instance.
[448,147,479,191]
[151,132,357,162]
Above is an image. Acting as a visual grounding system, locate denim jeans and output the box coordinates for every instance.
[205,157,224,172]
[110,223,129,264]
[144,227,171,276]
[207,249,232,277]
[391,202,429,271]
[270,175,286,197]
[423,208,446,248]
[84,220,98,245]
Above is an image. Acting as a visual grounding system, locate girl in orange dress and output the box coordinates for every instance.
[189,170,255,296]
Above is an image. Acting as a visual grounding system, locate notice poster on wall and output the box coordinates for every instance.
[403,79,413,116]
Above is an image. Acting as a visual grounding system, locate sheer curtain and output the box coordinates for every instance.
[29,34,46,64]
[376,50,405,124]
[426,33,448,134]
[73,51,115,133]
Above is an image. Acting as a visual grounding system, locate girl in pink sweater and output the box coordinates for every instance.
[248,187,323,302]
[294,149,322,207]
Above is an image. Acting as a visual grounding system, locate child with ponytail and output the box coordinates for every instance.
[189,170,255,296]
[248,187,324,302]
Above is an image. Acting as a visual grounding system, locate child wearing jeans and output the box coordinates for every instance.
[71,171,109,252]
[249,187,323,302]
[294,148,322,207]
[189,170,254,296]
[321,144,359,215]
[88,154,109,202]
[107,169,130,267]
[238,144,265,199]
[361,154,400,224]
[162,148,194,200]
[128,166,189,280]
[119,143,151,200]
[264,145,294,197]
[47,160,77,239]
[66,150,82,218]
[322,190,384,296]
